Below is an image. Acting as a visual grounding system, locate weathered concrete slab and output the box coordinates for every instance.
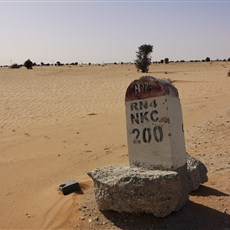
[88,155,208,217]
[88,166,183,217]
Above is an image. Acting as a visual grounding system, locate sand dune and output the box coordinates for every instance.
[0,62,229,229]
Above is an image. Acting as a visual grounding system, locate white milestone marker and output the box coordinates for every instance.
[125,76,186,170]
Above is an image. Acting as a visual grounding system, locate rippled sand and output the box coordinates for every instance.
[0,62,229,229]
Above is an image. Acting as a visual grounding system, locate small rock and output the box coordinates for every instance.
[187,155,208,192]
[93,216,99,221]
[59,180,80,195]
[25,213,31,218]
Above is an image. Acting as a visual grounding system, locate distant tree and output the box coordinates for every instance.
[164,58,169,64]
[55,61,64,66]
[205,57,211,62]
[24,59,33,69]
[135,44,153,73]
[228,58,230,62]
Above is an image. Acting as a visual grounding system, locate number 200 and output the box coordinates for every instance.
[132,126,163,144]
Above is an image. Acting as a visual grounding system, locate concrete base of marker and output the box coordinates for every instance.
[187,154,208,191]
[88,155,208,217]
[174,163,189,211]
[88,166,181,217]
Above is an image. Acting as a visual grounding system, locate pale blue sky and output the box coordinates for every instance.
[0,1,230,65]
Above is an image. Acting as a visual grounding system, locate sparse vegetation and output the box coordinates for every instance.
[164,58,169,64]
[10,63,22,69]
[24,59,33,69]
[2,57,230,68]
[135,44,153,73]
[55,61,64,66]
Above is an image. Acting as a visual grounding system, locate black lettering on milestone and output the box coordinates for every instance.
[131,113,139,125]
[139,100,148,110]
[153,126,163,142]
[150,110,159,122]
[140,112,149,123]
[132,128,140,144]
[130,102,138,111]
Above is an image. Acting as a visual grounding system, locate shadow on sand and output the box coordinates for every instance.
[102,186,230,230]
[190,184,229,197]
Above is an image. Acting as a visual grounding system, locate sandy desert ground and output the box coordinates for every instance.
[0,62,229,229]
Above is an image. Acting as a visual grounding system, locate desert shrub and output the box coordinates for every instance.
[205,57,211,62]
[55,61,64,66]
[228,70,230,77]
[10,63,21,69]
[164,58,169,64]
[24,59,33,69]
[135,44,153,73]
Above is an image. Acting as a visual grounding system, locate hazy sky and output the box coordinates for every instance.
[0,1,230,65]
